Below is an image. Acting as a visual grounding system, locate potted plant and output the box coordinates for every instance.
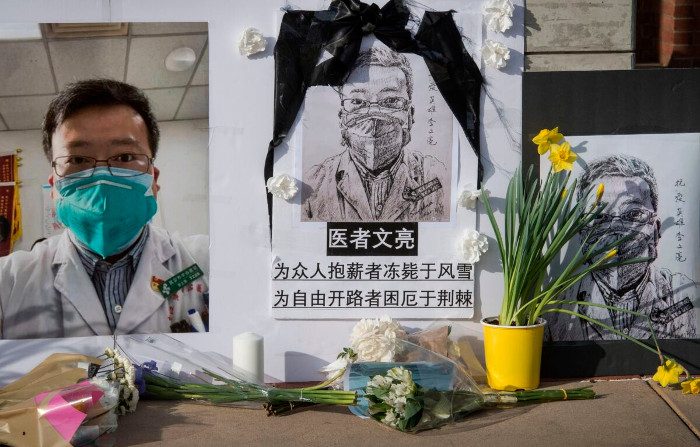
[479,127,647,390]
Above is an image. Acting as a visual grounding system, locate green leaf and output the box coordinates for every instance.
[404,398,423,420]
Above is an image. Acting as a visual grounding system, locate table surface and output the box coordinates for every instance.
[110,379,700,447]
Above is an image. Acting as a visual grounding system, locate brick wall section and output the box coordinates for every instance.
[648,0,700,67]
[668,0,700,67]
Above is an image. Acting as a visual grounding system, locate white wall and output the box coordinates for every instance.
[0,119,208,252]
[152,119,209,237]
[0,0,523,384]
[0,129,46,251]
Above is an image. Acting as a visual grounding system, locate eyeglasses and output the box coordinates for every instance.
[341,96,409,113]
[590,209,656,226]
[52,153,153,178]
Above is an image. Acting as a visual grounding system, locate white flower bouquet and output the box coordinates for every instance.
[364,365,594,432]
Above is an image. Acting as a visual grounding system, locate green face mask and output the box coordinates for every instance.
[55,167,157,258]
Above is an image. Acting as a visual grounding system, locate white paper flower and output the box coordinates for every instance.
[482,40,511,69]
[458,183,490,209]
[266,174,298,200]
[239,27,267,57]
[484,0,514,33]
[460,229,489,264]
[350,316,406,362]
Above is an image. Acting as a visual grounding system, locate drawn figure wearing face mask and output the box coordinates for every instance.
[340,101,412,174]
[547,155,696,341]
[582,186,660,296]
[302,47,449,223]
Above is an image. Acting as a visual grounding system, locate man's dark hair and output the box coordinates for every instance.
[341,47,414,99]
[42,79,160,161]
[578,154,658,211]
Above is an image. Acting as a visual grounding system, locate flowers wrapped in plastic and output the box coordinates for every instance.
[322,317,595,433]
[0,351,138,447]
[116,335,356,412]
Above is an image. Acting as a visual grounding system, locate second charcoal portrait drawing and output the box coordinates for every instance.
[548,137,699,342]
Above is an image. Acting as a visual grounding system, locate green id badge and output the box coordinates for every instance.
[159,264,204,298]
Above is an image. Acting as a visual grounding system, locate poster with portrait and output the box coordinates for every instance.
[544,134,699,342]
[270,28,481,319]
[524,68,700,377]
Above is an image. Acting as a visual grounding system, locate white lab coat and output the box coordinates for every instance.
[0,225,209,339]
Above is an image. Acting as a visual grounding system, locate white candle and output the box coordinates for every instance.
[232,332,264,384]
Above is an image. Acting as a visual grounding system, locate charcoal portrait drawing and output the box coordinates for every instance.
[302,47,449,222]
[548,155,697,341]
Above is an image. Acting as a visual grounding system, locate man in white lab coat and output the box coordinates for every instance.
[0,79,209,339]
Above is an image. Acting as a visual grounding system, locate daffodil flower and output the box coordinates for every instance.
[548,141,577,172]
[595,183,605,203]
[591,183,605,210]
[532,127,564,155]
[603,248,618,260]
[680,378,700,394]
[652,359,685,387]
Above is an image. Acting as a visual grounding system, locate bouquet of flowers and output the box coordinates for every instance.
[364,366,593,432]
[115,335,356,413]
[320,316,596,432]
[0,350,139,447]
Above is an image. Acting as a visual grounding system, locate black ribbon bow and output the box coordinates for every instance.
[266,0,483,226]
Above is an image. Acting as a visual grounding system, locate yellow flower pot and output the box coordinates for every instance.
[481,317,546,391]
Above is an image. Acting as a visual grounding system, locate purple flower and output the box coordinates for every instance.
[134,360,158,395]
[133,366,147,395]
[142,360,158,372]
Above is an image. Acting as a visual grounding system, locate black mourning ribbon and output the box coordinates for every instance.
[266,0,483,228]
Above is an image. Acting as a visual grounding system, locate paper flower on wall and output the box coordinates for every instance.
[458,183,490,209]
[484,0,514,33]
[482,40,510,69]
[460,229,489,264]
[266,174,298,200]
[239,27,267,57]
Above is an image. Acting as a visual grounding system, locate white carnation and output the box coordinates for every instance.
[266,174,298,200]
[460,229,489,264]
[239,27,267,57]
[484,0,514,33]
[482,40,511,69]
[350,316,406,362]
[458,183,490,209]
